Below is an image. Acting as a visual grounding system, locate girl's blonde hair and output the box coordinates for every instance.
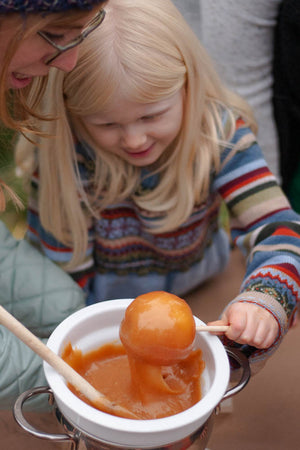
[16,0,257,268]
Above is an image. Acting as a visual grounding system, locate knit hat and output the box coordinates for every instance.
[0,0,105,14]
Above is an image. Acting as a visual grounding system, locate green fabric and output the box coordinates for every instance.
[0,220,85,409]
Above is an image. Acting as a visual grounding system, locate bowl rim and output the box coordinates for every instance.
[44,298,230,435]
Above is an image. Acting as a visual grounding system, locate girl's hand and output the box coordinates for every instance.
[207,302,279,349]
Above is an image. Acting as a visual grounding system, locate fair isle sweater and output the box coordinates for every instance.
[26,118,300,366]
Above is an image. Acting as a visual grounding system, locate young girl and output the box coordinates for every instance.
[17,0,300,370]
[0,0,106,408]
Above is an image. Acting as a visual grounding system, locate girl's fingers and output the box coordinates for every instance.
[222,308,247,342]
[253,319,278,349]
[220,303,279,348]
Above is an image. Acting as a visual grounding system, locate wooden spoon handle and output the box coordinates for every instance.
[196,325,229,332]
[0,305,137,419]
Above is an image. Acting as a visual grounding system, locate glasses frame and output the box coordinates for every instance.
[38,9,106,65]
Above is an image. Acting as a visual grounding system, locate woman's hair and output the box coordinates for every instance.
[0,8,101,134]
[16,0,257,268]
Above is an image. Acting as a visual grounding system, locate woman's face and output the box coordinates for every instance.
[82,89,185,167]
[0,9,99,90]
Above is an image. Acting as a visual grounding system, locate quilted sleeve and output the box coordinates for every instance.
[0,220,85,337]
[0,326,49,410]
[0,220,87,408]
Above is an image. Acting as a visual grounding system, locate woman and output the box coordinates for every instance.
[0,0,106,408]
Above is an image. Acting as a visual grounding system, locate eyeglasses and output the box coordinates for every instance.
[38,9,106,65]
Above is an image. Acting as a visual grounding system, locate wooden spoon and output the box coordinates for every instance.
[0,305,138,419]
[196,325,229,332]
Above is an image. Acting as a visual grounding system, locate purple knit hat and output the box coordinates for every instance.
[0,0,105,13]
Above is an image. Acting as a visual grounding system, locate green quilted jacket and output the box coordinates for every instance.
[0,220,85,409]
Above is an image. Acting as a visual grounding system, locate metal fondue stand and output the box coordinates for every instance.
[13,348,250,450]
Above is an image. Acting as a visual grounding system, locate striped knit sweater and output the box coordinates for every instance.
[26,117,300,366]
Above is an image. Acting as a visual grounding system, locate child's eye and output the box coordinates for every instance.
[142,115,157,121]
[100,123,118,128]
[142,111,165,121]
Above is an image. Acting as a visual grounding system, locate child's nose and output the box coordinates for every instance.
[122,125,147,149]
[50,47,79,73]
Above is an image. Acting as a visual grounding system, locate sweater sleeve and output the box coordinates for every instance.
[213,118,300,367]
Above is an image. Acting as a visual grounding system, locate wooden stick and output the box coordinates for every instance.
[196,325,229,332]
[0,306,138,419]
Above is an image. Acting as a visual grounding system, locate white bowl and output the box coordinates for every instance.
[44,299,230,448]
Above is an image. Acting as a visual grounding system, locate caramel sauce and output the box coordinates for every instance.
[62,341,204,419]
